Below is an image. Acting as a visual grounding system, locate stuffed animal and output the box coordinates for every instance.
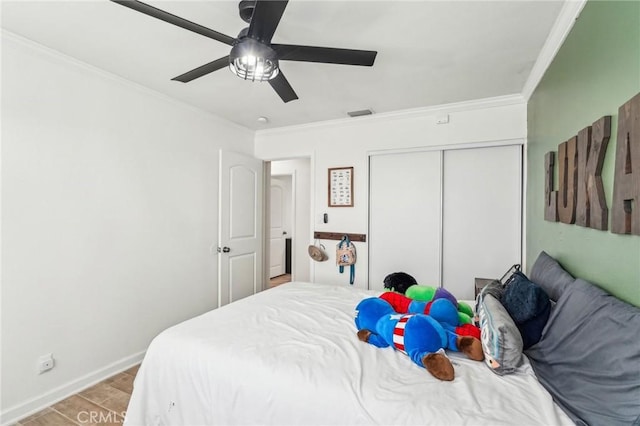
[379,292,481,340]
[383,271,417,294]
[382,272,475,325]
[355,297,484,381]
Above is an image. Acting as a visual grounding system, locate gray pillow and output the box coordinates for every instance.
[526,278,640,425]
[476,289,523,375]
[529,251,575,302]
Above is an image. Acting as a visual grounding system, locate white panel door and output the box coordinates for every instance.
[218,150,263,307]
[441,145,522,300]
[369,151,442,291]
[269,179,286,278]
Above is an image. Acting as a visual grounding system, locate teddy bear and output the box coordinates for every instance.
[355,297,484,381]
[383,272,475,324]
[379,292,481,340]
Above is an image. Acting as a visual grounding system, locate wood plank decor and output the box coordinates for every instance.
[558,136,578,224]
[314,232,366,242]
[545,152,558,222]
[544,90,638,237]
[612,92,640,235]
[577,116,611,230]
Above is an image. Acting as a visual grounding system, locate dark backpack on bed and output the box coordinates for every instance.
[501,271,551,349]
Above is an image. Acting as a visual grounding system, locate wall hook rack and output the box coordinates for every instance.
[313,232,366,242]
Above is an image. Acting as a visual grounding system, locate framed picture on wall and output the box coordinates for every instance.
[328,167,354,207]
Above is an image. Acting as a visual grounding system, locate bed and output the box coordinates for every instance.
[124,277,577,425]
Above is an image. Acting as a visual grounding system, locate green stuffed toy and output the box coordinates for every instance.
[383,272,474,324]
[405,285,474,324]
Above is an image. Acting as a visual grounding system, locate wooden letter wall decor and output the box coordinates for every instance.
[576,116,611,230]
[558,137,578,224]
[612,93,640,235]
[544,91,639,237]
[544,152,558,221]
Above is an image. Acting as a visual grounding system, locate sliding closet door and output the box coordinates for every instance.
[441,145,522,300]
[369,151,442,291]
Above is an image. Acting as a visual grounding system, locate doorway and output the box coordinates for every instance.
[268,158,311,287]
[269,175,292,284]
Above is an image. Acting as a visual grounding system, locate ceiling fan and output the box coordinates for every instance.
[111,0,378,103]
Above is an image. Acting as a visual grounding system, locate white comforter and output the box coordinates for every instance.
[124,282,572,426]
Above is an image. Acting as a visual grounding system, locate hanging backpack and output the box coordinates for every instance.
[336,235,356,285]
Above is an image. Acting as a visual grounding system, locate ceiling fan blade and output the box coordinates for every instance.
[247,0,288,43]
[111,0,235,46]
[269,72,298,103]
[172,56,230,83]
[272,44,377,66]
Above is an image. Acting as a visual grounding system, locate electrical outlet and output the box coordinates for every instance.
[38,353,55,374]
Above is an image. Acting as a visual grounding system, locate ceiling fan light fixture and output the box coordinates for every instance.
[229,38,279,82]
[229,56,279,81]
[111,0,377,102]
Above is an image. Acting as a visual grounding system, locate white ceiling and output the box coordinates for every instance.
[1,0,566,130]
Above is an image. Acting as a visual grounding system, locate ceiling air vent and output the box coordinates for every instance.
[347,109,374,118]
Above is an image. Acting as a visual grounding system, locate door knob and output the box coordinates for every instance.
[217,246,231,253]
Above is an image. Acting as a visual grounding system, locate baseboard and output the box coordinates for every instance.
[0,350,145,426]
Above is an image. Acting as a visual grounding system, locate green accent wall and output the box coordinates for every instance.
[527,0,640,306]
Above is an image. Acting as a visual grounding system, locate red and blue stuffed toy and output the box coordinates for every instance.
[379,292,480,340]
[355,272,484,381]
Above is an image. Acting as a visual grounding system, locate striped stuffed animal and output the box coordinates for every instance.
[355,297,484,381]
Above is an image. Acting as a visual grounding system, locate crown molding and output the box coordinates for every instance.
[256,93,526,137]
[1,30,251,135]
[4,0,582,139]
[521,0,588,101]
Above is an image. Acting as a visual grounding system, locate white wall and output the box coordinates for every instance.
[270,159,311,282]
[0,33,253,423]
[0,29,527,423]
[255,97,527,289]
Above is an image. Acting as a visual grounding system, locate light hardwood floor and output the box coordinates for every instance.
[15,277,291,425]
[14,364,139,426]
[269,273,291,287]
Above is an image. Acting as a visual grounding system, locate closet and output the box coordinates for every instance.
[368,144,522,299]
